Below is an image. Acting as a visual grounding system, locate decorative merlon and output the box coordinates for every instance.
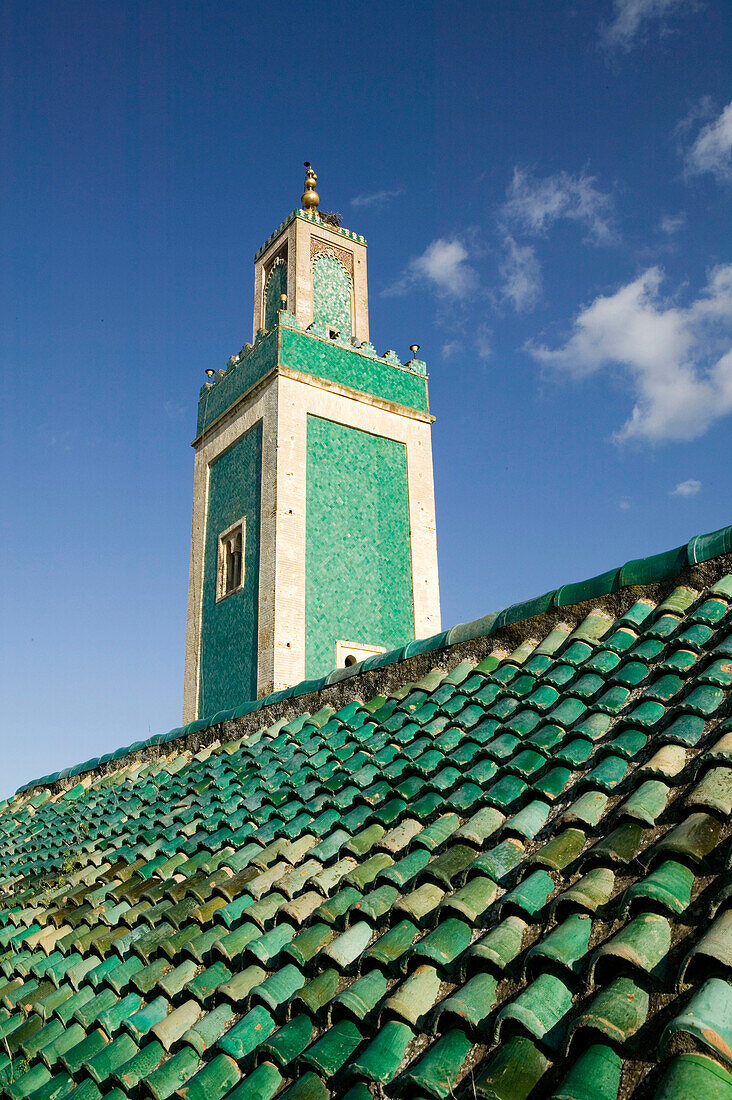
[253,209,367,263]
[199,310,428,400]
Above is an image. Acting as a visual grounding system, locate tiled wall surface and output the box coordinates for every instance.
[264,262,287,334]
[200,423,263,714]
[279,328,429,416]
[311,254,352,338]
[197,333,278,437]
[196,326,429,440]
[305,415,414,679]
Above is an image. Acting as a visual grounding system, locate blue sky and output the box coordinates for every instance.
[2,0,730,797]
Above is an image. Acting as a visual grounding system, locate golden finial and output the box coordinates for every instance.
[302,161,320,213]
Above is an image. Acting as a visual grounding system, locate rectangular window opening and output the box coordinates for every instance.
[217,518,246,601]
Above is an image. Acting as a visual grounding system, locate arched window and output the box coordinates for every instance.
[312,252,352,338]
[264,258,287,332]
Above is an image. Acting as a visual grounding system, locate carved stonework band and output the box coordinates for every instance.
[310,236,354,281]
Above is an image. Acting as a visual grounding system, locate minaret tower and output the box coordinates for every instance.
[183,166,441,720]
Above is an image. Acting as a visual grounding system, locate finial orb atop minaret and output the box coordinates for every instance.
[301,161,320,213]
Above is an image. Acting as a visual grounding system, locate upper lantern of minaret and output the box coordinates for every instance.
[251,163,370,343]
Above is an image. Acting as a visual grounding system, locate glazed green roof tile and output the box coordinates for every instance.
[523,913,592,980]
[687,765,732,815]
[361,921,417,971]
[399,1027,472,1100]
[551,1043,622,1100]
[300,1019,362,1076]
[383,964,442,1026]
[227,1061,283,1100]
[474,1034,550,1100]
[621,860,695,917]
[648,811,721,867]
[655,1054,732,1099]
[494,972,573,1051]
[332,969,387,1023]
[567,976,649,1052]
[407,917,471,973]
[2,538,732,1098]
[660,978,732,1069]
[499,869,554,919]
[678,910,732,988]
[588,911,672,987]
[531,827,586,871]
[464,915,528,976]
[349,1019,413,1085]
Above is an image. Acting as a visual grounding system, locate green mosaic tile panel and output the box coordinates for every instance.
[196,327,428,438]
[311,254,351,337]
[305,416,414,679]
[197,331,277,436]
[199,422,262,715]
[264,260,287,333]
[279,327,429,414]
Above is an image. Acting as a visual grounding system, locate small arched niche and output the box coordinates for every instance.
[264,256,287,332]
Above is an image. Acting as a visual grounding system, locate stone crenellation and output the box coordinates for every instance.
[199,310,428,403]
[254,208,367,262]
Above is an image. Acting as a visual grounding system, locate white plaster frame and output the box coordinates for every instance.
[215,516,247,602]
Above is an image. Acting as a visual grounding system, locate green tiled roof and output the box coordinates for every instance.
[16,522,732,796]
[1,531,732,1099]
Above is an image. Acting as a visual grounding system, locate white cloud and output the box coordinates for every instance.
[441,340,462,359]
[385,237,478,298]
[659,212,686,235]
[413,239,476,295]
[619,497,632,509]
[350,187,405,209]
[501,168,615,245]
[600,0,693,51]
[684,101,732,182]
[163,399,186,421]
[671,478,702,496]
[475,325,492,359]
[528,264,732,443]
[499,236,542,312]
[676,96,715,140]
